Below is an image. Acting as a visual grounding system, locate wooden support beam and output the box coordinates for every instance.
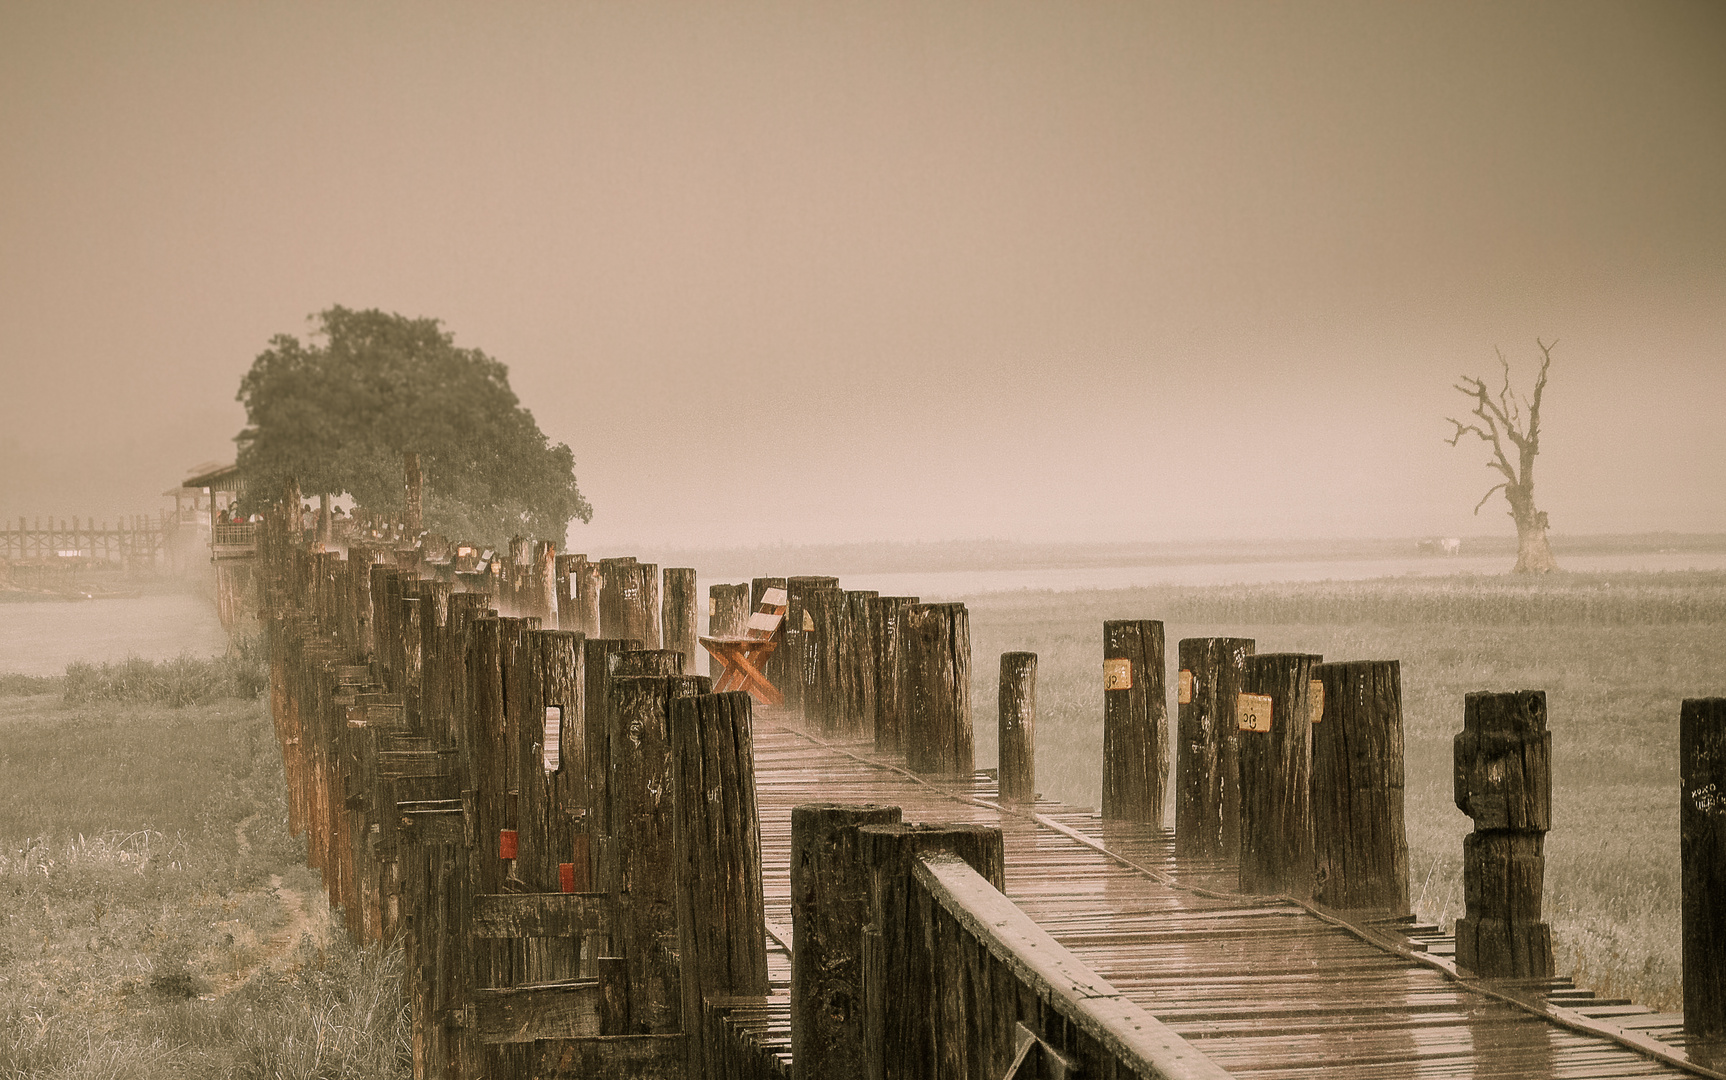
[532,1033,686,1080]
[471,981,603,1043]
[470,893,610,938]
[868,596,919,754]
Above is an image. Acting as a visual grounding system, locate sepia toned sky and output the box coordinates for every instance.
[2,1,1722,548]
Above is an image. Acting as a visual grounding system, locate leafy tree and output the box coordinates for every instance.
[1445,340,1557,574]
[235,307,592,546]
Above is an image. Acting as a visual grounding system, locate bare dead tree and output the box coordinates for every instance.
[1446,340,1558,574]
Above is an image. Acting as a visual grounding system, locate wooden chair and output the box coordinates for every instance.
[700,587,787,705]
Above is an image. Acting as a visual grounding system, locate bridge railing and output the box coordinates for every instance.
[852,829,1233,1080]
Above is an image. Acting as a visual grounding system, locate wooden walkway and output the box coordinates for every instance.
[743,714,1726,1080]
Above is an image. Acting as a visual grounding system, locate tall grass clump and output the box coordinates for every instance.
[63,640,266,707]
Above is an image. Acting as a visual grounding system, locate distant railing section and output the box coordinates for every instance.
[212,522,258,554]
[1,515,168,565]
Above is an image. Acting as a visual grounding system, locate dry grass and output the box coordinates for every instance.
[964,570,1726,1012]
[0,691,408,1080]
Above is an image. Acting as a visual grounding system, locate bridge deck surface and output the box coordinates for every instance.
[744,716,1720,1079]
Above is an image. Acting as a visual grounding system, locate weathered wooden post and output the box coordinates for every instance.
[857,822,1005,1080]
[997,652,1037,804]
[672,691,770,1079]
[1682,697,1726,1039]
[708,583,750,638]
[800,585,847,733]
[607,673,710,1034]
[576,558,601,637]
[599,557,645,643]
[1453,690,1553,978]
[1102,619,1167,826]
[555,554,586,633]
[581,637,640,886]
[532,540,557,625]
[868,596,919,753]
[902,603,973,775]
[842,590,879,737]
[663,567,699,675]
[782,576,839,709]
[1238,652,1320,898]
[1311,660,1409,912]
[1175,637,1255,858]
[790,803,903,1080]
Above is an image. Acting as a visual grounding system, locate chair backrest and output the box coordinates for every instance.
[746,587,789,640]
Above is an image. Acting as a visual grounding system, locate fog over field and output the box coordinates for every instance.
[2,2,1723,550]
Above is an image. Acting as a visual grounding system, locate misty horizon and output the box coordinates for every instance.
[3,3,1722,551]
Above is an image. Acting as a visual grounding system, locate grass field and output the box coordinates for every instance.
[963,570,1726,1012]
[0,684,408,1080]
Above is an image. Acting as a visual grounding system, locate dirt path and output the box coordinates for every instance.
[209,873,333,998]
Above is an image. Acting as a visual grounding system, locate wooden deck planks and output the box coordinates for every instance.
[744,717,1711,1079]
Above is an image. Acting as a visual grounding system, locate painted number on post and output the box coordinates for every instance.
[1238,693,1273,733]
[1104,658,1133,691]
[1309,680,1325,726]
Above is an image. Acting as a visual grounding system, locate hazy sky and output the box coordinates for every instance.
[2,1,1722,548]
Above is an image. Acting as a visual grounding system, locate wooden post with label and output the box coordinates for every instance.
[1682,697,1726,1039]
[1311,660,1408,912]
[1453,690,1553,978]
[791,802,904,1080]
[663,567,699,675]
[1238,653,1320,898]
[997,652,1037,804]
[1102,620,1167,827]
[902,603,973,775]
[1175,638,1255,858]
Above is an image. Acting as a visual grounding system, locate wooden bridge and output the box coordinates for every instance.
[246,480,1726,1080]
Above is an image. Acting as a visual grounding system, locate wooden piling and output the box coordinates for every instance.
[790,803,903,1080]
[841,591,879,739]
[1175,637,1255,859]
[607,673,710,1034]
[580,637,639,888]
[799,585,846,734]
[1238,653,1320,899]
[663,567,699,675]
[868,596,919,754]
[782,576,839,710]
[997,652,1037,804]
[1453,690,1553,978]
[856,822,1005,1080]
[902,603,973,776]
[555,554,587,633]
[672,691,770,1080]
[1311,660,1408,913]
[1102,620,1167,827]
[1682,697,1726,1038]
